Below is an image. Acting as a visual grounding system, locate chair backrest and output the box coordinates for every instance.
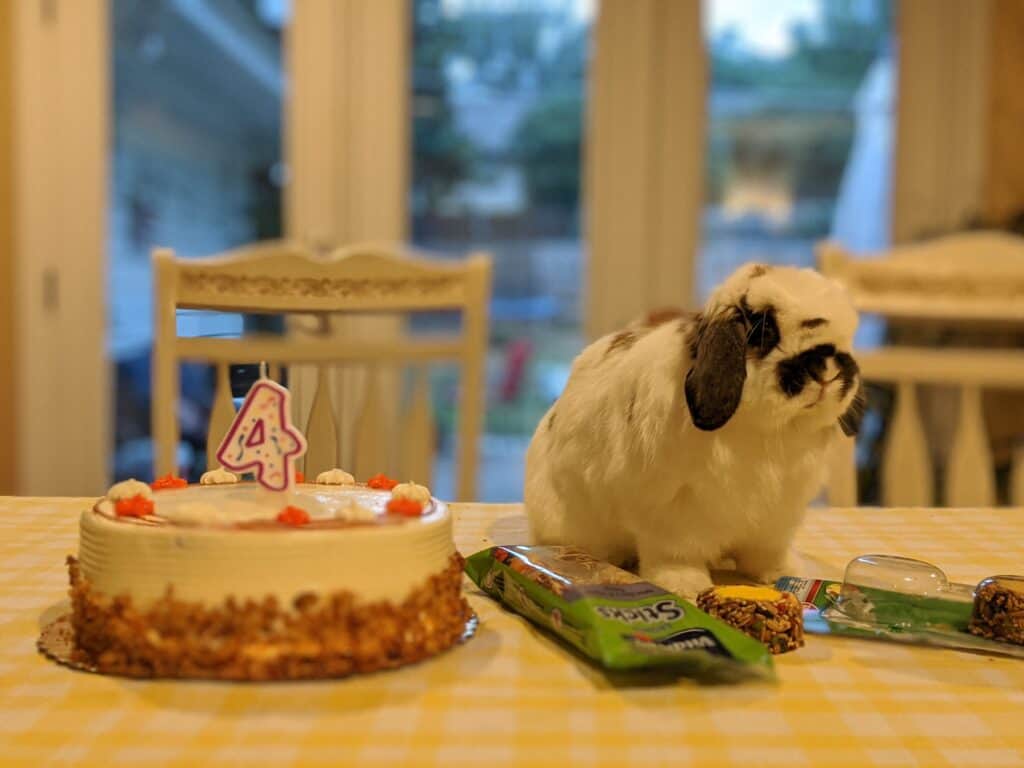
[152,241,492,501]
[818,232,1024,323]
[819,235,1024,507]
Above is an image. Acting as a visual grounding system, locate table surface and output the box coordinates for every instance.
[1,498,1023,767]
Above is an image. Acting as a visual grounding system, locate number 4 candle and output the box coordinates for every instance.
[215,377,307,492]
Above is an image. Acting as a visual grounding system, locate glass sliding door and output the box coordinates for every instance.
[700,0,896,298]
[410,0,593,501]
[110,0,287,482]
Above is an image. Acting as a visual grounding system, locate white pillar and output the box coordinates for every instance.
[13,0,110,495]
[586,0,706,338]
[286,0,409,476]
[893,0,991,242]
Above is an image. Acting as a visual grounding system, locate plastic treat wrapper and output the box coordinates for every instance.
[775,554,1024,660]
[465,545,775,682]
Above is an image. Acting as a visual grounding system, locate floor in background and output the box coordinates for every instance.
[433,434,530,503]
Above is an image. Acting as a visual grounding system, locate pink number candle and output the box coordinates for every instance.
[216,378,307,492]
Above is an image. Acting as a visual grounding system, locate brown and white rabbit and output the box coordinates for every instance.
[524,263,864,597]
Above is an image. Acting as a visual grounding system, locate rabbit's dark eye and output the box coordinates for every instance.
[746,308,780,357]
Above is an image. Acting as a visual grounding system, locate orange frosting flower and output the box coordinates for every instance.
[295,471,305,484]
[367,473,398,491]
[386,497,424,517]
[277,506,311,526]
[115,494,154,518]
[151,474,188,490]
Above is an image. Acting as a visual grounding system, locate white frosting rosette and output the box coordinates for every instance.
[316,468,356,486]
[106,479,153,501]
[391,482,431,504]
[334,500,377,523]
[200,467,239,485]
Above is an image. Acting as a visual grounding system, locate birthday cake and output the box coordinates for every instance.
[64,377,472,680]
[67,473,470,680]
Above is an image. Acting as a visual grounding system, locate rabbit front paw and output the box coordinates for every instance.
[640,563,713,598]
[736,547,799,585]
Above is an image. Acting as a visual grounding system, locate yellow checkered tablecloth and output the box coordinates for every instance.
[1,497,1023,767]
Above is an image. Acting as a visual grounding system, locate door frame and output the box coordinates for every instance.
[12,0,109,495]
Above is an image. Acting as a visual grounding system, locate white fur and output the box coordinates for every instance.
[524,263,859,596]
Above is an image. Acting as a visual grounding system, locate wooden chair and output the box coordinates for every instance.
[152,241,492,501]
[819,233,1024,507]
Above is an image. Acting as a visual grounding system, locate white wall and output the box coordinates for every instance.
[13,0,109,495]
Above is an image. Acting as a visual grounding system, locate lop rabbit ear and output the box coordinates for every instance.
[685,313,747,431]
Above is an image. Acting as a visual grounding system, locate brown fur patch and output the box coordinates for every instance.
[749,264,769,278]
[643,308,685,327]
[644,308,701,329]
[605,330,637,357]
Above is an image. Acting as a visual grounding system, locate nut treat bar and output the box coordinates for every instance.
[696,585,804,654]
[465,545,774,681]
[969,576,1024,646]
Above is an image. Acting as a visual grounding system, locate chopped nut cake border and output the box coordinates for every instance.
[65,554,472,680]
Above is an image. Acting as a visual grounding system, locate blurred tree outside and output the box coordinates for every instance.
[514,17,587,218]
[515,93,583,215]
[707,0,893,214]
[412,0,475,213]
[412,0,587,224]
[410,0,591,478]
[712,0,890,90]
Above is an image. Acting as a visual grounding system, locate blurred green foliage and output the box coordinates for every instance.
[707,0,893,215]
[412,0,476,210]
[713,0,892,90]
[515,94,584,212]
[412,0,587,215]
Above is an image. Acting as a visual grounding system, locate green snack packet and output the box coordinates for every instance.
[775,571,1024,659]
[465,545,774,681]
[776,575,973,631]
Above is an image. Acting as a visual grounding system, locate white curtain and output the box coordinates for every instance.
[585,0,706,339]
[831,55,895,255]
[892,0,991,242]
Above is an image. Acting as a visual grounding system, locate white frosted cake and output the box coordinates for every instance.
[67,472,471,680]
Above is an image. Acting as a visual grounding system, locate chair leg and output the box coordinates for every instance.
[825,434,857,507]
[152,249,179,478]
[458,260,490,502]
[881,381,933,507]
[207,363,235,471]
[458,358,482,503]
[152,355,179,478]
[946,385,996,507]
